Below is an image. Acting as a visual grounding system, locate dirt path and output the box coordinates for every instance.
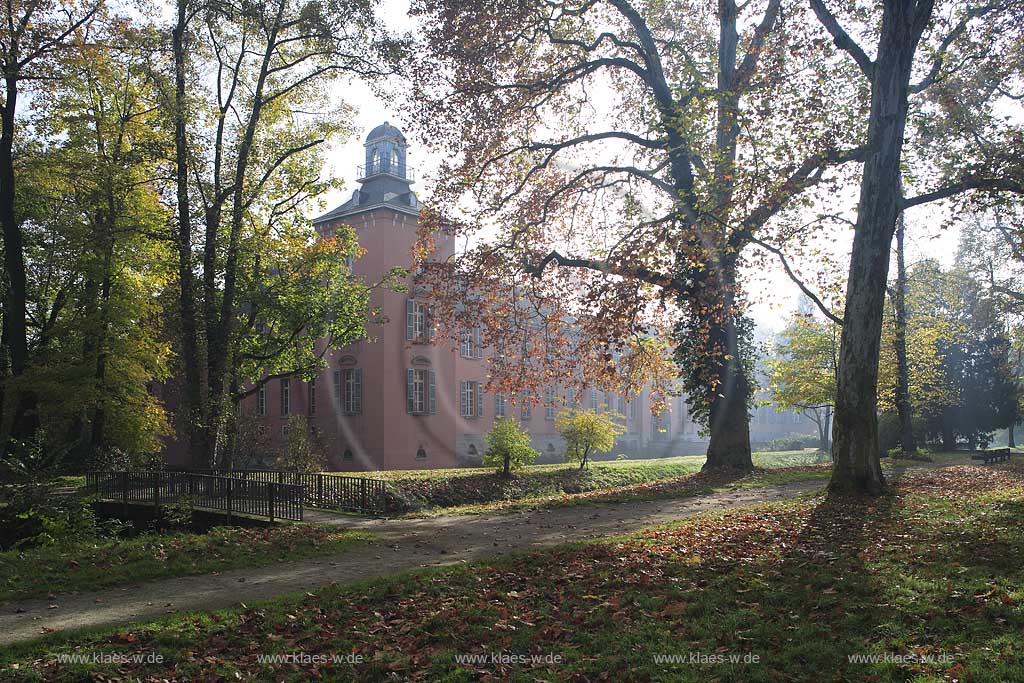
[0,478,833,645]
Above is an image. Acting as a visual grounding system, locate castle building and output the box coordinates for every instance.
[241,123,816,471]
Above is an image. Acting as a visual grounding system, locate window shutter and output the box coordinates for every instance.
[424,306,433,341]
[460,381,468,417]
[353,368,362,415]
[406,300,415,341]
[333,370,341,403]
[477,383,484,417]
[406,369,415,414]
[428,371,437,414]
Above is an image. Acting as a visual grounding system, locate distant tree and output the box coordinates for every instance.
[768,313,839,453]
[274,415,327,474]
[958,217,1024,445]
[939,270,1021,449]
[556,409,625,470]
[483,418,539,477]
[890,215,915,453]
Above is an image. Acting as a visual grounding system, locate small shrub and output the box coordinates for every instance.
[483,418,539,477]
[556,409,626,469]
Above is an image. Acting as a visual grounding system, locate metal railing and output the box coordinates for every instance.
[357,161,415,181]
[181,469,392,514]
[87,471,304,522]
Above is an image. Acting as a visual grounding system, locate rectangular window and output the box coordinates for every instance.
[460,381,484,418]
[521,402,532,421]
[333,370,342,404]
[342,368,362,415]
[406,368,436,415]
[652,413,670,442]
[495,393,506,418]
[308,378,317,415]
[281,424,290,439]
[459,326,484,359]
[617,394,626,414]
[405,300,430,343]
[257,385,266,416]
[589,388,600,411]
[280,378,290,416]
[544,386,556,421]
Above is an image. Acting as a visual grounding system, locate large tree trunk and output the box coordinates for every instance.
[172,0,208,468]
[0,75,38,451]
[1009,424,1015,449]
[892,215,916,453]
[830,0,928,495]
[703,283,753,471]
[941,410,955,451]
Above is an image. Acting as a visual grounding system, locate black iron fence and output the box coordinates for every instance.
[183,469,392,514]
[87,470,304,522]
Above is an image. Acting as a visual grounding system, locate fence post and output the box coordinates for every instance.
[154,471,161,513]
[268,483,276,523]
[360,478,368,512]
[226,477,233,525]
[317,474,323,507]
[121,471,128,518]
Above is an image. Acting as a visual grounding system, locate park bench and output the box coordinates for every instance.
[969,448,1012,465]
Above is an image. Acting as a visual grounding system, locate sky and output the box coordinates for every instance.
[313,0,975,338]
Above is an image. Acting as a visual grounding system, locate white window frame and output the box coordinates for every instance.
[407,368,436,415]
[257,385,266,416]
[544,386,556,421]
[405,300,430,343]
[495,393,506,418]
[342,368,362,415]
[460,380,484,418]
[280,378,290,416]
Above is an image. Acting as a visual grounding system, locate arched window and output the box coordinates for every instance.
[468,444,478,457]
[416,446,427,460]
[342,449,353,462]
[370,148,381,174]
[391,147,400,173]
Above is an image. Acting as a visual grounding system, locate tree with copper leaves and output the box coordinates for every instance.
[401,0,866,470]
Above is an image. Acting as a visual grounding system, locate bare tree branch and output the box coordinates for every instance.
[809,0,874,77]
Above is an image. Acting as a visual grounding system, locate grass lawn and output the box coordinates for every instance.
[6,463,1022,682]
[0,525,369,603]
[410,465,833,516]
[376,449,832,514]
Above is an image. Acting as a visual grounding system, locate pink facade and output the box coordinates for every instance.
[234,124,817,472]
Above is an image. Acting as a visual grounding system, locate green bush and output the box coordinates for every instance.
[556,409,626,469]
[483,418,539,477]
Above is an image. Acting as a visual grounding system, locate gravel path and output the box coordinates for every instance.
[0,478,831,645]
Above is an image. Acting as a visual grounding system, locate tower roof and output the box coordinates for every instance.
[366,121,406,144]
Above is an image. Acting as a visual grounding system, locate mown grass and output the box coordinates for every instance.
[0,525,369,603]
[378,450,832,514]
[366,449,829,481]
[7,464,1023,682]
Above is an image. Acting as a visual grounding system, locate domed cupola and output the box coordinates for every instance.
[361,121,411,181]
[314,121,419,225]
